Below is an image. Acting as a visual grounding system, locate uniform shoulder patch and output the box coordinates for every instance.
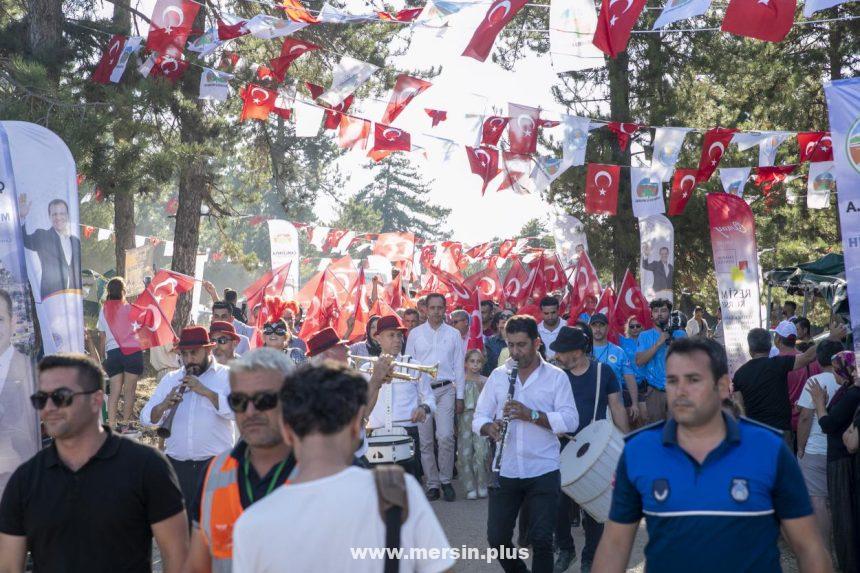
[623,419,666,442]
[738,416,782,436]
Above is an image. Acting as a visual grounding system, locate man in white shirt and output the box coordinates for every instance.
[450,309,470,348]
[474,315,579,573]
[796,339,844,553]
[141,327,235,508]
[367,315,436,479]
[232,363,455,573]
[406,293,466,502]
[537,296,563,360]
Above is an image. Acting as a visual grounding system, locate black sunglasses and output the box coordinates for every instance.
[629,324,643,329]
[263,326,288,336]
[227,391,279,413]
[30,388,99,410]
[212,336,233,344]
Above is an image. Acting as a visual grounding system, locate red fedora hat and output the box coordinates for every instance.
[209,321,240,342]
[305,327,348,357]
[177,326,216,350]
[375,314,407,337]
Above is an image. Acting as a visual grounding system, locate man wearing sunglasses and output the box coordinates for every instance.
[210,321,241,365]
[0,354,188,573]
[141,327,235,509]
[186,348,296,573]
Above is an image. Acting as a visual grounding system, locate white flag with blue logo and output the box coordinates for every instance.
[652,0,712,30]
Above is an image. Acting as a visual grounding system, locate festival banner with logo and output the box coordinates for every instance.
[807,161,835,209]
[551,212,589,266]
[630,166,666,218]
[124,243,155,296]
[639,214,674,302]
[1,122,84,355]
[0,124,56,495]
[707,192,761,376]
[267,219,300,296]
[824,78,860,356]
[719,167,751,197]
[549,0,605,72]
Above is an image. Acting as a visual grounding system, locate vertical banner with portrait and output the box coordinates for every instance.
[824,78,860,357]
[707,193,762,376]
[267,219,300,297]
[2,122,83,355]
[0,124,45,497]
[551,212,589,267]
[638,214,675,303]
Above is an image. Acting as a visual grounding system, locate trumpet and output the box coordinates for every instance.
[349,354,439,381]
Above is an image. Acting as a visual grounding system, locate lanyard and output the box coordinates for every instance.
[243,455,287,503]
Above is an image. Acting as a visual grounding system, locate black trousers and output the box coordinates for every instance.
[555,495,604,563]
[363,426,423,481]
[488,470,560,573]
[168,456,213,518]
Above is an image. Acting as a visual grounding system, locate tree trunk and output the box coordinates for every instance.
[607,52,636,286]
[27,0,63,82]
[828,17,843,81]
[114,191,136,275]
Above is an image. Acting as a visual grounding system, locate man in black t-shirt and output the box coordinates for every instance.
[0,354,187,573]
[732,328,819,445]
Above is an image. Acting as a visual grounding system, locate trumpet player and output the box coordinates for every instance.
[363,314,435,480]
[473,315,578,573]
[141,327,235,511]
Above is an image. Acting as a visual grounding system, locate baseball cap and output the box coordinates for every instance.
[772,320,798,340]
[590,312,609,325]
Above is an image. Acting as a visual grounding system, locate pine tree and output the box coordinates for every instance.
[355,154,451,239]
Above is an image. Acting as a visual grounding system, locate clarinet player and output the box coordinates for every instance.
[473,315,579,573]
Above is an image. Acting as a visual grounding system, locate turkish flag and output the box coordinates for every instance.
[256,65,275,82]
[498,153,532,194]
[217,17,250,40]
[696,127,737,183]
[270,38,320,81]
[383,273,404,309]
[543,254,568,292]
[502,256,536,307]
[297,257,354,308]
[282,0,319,23]
[466,146,501,195]
[606,122,642,151]
[593,0,647,58]
[595,287,620,343]
[373,232,416,262]
[797,132,833,163]
[508,103,540,155]
[482,116,509,146]
[142,55,189,82]
[336,268,370,342]
[240,84,276,121]
[372,123,411,152]
[146,0,200,57]
[466,289,485,351]
[753,165,798,190]
[436,242,466,274]
[148,269,195,322]
[721,0,796,42]
[426,109,448,127]
[462,0,529,61]
[92,35,127,84]
[381,74,432,125]
[565,251,602,323]
[243,261,293,316]
[585,163,621,215]
[298,269,342,340]
[378,8,423,21]
[524,256,550,301]
[322,229,352,253]
[338,116,371,150]
[307,82,354,129]
[499,238,530,259]
[430,265,475,311]
[613,269,653,332]
[668,168,698,216]
[465,241,495,261]
[129,290,178,351]
[464,265,505,305]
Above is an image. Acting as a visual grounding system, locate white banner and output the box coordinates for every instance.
[319,56,379,107]
[631,166,666,218]
[652,0,712,30]
[267,219,300,296]
[124,243,154,296]
[719,167,751,197]
[551,212,589,267]
[2,122,84,355]
[651,127,692,181]
[824,77,860,356]
[807,161,835,209]
[111,36,143,83]
[199,68,232,102]
[191,252,208,323]
[803,0,850,17]
[639,214,674,302]
[561,115,591,167]
[549,0,605,72]
[0,125,41,498]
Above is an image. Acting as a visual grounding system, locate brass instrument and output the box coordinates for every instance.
[157,364,200,439]
[348,354,439,381]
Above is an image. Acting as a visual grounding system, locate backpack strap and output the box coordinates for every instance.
[374,465,410,573]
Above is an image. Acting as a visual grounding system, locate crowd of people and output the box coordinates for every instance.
[0,272,858,573]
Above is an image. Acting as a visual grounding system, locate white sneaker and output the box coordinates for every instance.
[477,487,488,498]
[466,490,478,500]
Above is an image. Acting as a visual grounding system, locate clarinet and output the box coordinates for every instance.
[491,360,519,487]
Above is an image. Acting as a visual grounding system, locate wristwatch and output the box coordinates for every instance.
[420,404,431,415]
[530,409,540,423]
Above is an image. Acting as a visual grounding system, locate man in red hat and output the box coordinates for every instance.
[141,327,235,510]
[305,327,350,364]
[363,314,435,480]
[210,321,241,365]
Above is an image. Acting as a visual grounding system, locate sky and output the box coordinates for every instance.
[107,0,598,244]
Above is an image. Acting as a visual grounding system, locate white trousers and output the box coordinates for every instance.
[418,382,456,488]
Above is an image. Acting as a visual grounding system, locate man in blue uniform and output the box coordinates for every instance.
[594,338,832,573]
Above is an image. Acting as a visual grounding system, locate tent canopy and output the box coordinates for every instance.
[764,253,847,315]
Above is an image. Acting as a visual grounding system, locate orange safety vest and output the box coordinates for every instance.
[199,451,242,572]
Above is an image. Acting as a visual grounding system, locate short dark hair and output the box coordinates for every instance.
[38,353,105,392]
[480,300,495,311]
[540,296,559,309]
[280,362,367,438]
[48,199,69,214]
[106,277,125,301]
[666,338,729,383]
[659,246,669,254]
[0,289,13,319]
[784,301,797,311]
[505,315,539,340]
[425,293,446,306]
[416,296,428,307]
[694,306,703,313]
[650,298,672,311]
[223,288,238,304]
[796,317,811,332]
[816,340,843,367]
[747,328,773,354]
[212,301,231,313]
[776,332,796,349]
[403,308,420,319]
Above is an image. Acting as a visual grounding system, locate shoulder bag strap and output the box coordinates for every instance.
[593,361,602,423]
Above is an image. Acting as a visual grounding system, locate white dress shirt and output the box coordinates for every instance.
[405,321,466,399]
[365,355,437,429]
[538,321,563,360]
[472,358,578,479]
[140,360,235,460]
[55,229,72,267]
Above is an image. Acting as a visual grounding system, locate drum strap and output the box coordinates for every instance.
[592,362,602,423]
[374,465,409,573]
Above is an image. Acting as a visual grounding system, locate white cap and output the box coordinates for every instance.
[772,320,798,339]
